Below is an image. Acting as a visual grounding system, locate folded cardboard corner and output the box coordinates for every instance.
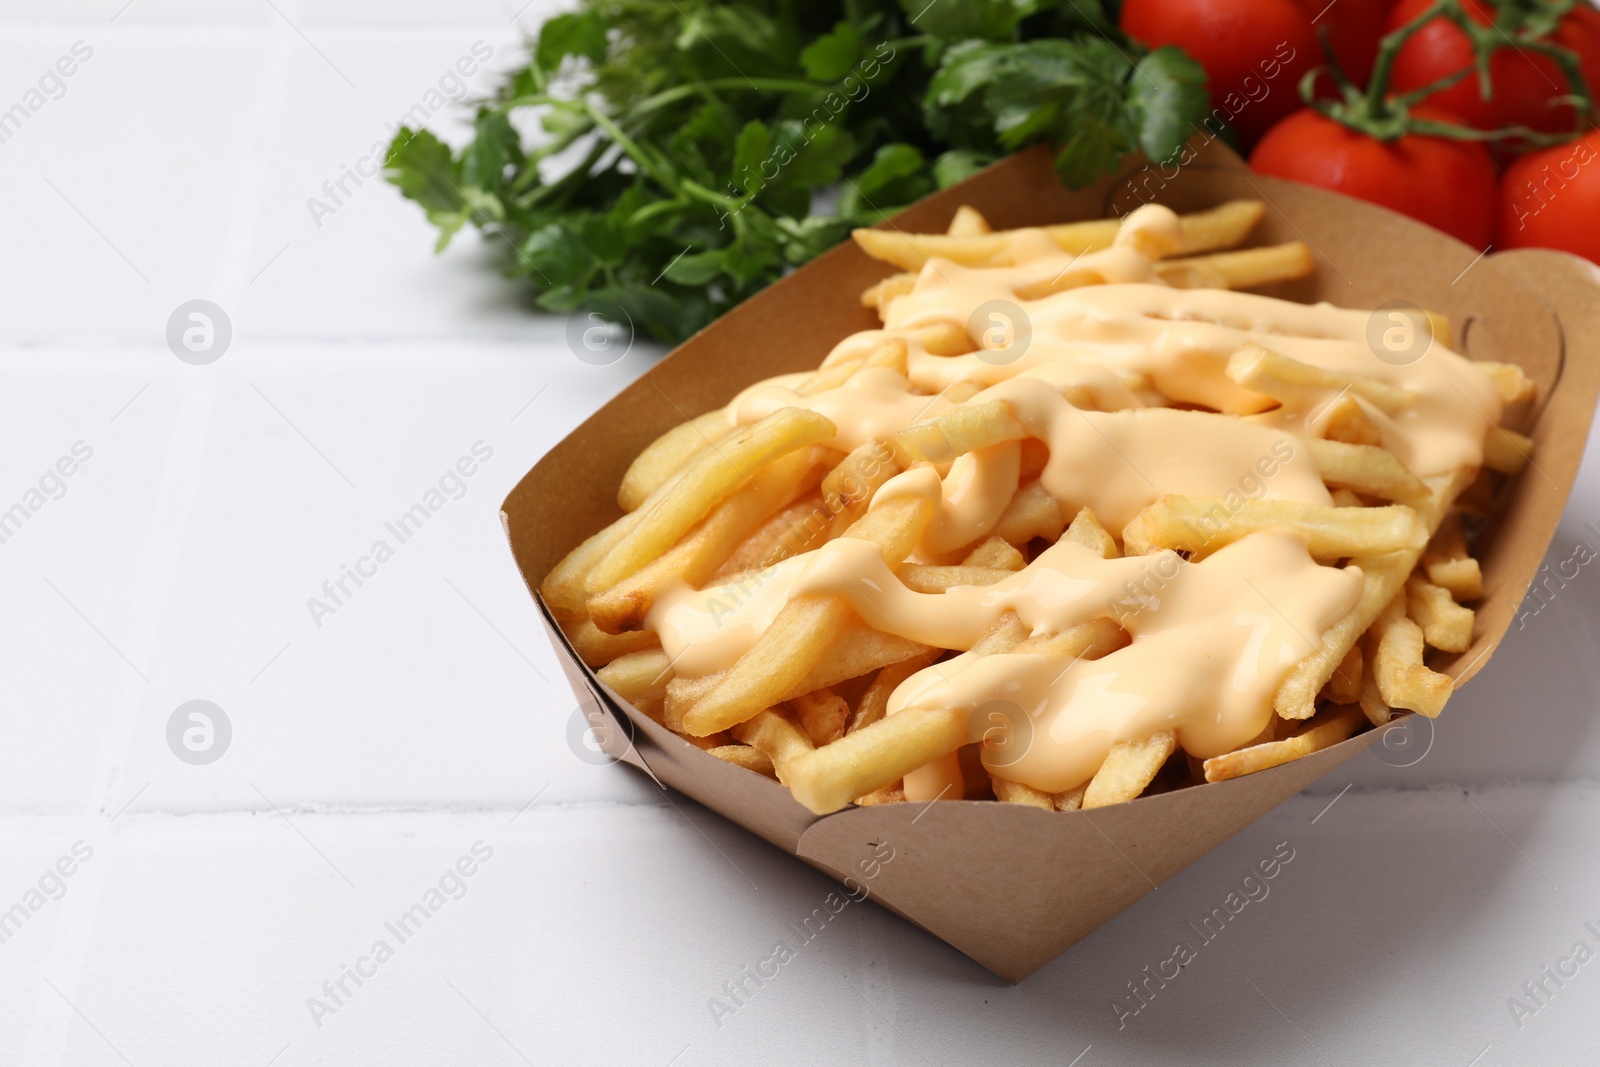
[503,143,1600,982]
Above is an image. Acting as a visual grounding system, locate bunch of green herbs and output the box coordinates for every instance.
[385,0,1208,343]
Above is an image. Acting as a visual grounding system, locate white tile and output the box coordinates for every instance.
[106,340,658,810]
[11,785,1600,1066]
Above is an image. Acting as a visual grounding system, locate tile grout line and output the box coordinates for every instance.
[20,16,302,1064]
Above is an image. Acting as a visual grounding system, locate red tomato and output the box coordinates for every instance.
[1387,0,1600,134]
[1121,0,1322,146]
[1303,0,1394,89]
[1496,130,1600,262]
[1250,108,1497,246]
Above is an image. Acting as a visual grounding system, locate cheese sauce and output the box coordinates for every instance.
[646,206,1501,798]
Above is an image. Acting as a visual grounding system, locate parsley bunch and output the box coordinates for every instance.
[385,0,1208,343]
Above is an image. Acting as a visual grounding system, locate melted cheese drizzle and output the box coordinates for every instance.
[646,206,1503,799]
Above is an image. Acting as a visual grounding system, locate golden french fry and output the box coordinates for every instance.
[1476,360,1535,405]
[992,777,1054,808]
[1358,640,1391,726]
[896,400,1028,465]
[906,319,975,355]
[1054,784,1088,811]
[1307,438,1428,504]
[948,204,993,236]
[1321,643,1363,706]
[1123,495,1425,560]
[680,496,933,735]
[1371,596,1453,717]
[618,408,731,512]
[595,648,673,718]
[848,657,931,735]
[541,506,648,616]
[787,707,968,814]
[788,626,937,703]
[850,200,1265,272]
[1152,260,1226,290]
[822,441,902,535]
[1423,512,1485,601]
[1278,554,1403,721]
[852,229,1006,272]
[1318,394,1385,447]
[1406,575,1475,653]
[666,624,935,732]
[782,612,1035,812]
[713,493,832,580]
[1228,342,1410,415]
[1484,427,1533,474]
[855,785,907,805]
[565,617,660,667]
[1274,467,1472,720]
[707,744,776,777]
[797,336,908,396]
[589,448,828,633]
[1427,556,1484,602]
[790,687,850,747]
[962,536,1026,570]
[1083,730,1177,808]
[1065,506,1119,559]
[1155,242,1314,290]
[1011,617,1128,659]
[587,408,837,594]
[1203,704,1366,782]
[993,480,1065,545]
[861,272,917,318]
[902,565,1015,593]
[1012,266,1118,301]
[729,708,815,785]
[1330,488,1366,508]
[677,598,849,736]
[1168,199,1268,254]
[676,729,734,752]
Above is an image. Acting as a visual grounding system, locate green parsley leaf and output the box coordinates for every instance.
[385,0,1214,345]
[1130,47,1210,166]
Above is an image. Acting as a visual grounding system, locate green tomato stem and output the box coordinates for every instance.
[1308,0,1594,144]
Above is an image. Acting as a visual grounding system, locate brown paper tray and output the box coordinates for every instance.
[502,140,1600,982]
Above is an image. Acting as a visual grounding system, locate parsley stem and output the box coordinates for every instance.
[580,100,682,194]
[632,77,837,117]
[680,179,745,214]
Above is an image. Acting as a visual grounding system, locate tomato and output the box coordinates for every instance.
[1386,0,1600,135]
[1120,0,1321,146]
[1250,108,1497,246]
[1304,0,1394,89]
[1496,130,1600,262]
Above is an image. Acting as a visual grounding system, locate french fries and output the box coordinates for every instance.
[549,196,1530,821]
[897,401,1027,465]
[1203,705,1366,782]
[585,407,837,594]
[618,409,732,512]
[1123,496,1425,559]
[850,199,1265,271]
[1306,439,1428,504]
[1229,342,1409,415]
[1084,731,1177,808]
[680,496,934,736]
[1153,242,1314,290]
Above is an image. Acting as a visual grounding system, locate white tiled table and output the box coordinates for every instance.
[4,3,1600,1064]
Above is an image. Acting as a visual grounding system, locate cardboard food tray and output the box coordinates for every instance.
[502,139,1600,983]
